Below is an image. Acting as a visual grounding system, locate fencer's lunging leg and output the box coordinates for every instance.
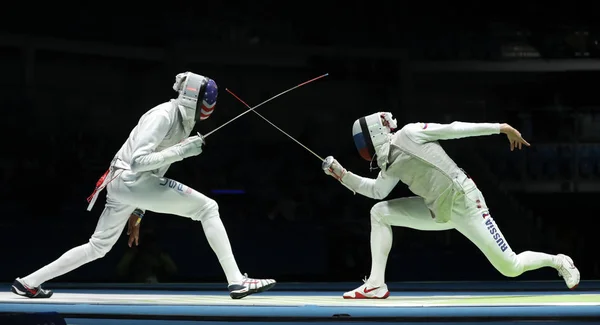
[369,197,453,285]
[192,201,276,298]
[367,205,394,288]
[117,174,246,284]
[125,175,275,299]
[189,199,244,284]
[19,198,133,288]
[344,197,452,299]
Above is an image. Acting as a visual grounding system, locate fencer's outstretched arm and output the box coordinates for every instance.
[404,121,501,144]
[130,112,204,173]
[323,157,400,200]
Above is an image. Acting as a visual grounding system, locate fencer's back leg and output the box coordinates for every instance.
[19,199,134,289]
[88,199,137,260]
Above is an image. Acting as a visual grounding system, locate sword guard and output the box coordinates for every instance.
[197,132,205,144]
[322,156,334,170]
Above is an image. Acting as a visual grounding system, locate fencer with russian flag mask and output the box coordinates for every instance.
[322,112,579,299]
[12,72,275,299]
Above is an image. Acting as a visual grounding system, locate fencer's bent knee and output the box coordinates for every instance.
[191,198,219,222]
[370,202,387,223]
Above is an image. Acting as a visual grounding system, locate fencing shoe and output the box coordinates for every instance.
[343,278,390,299]
[11,278,53,298]
[228,273,276,299]
[556,254,580,289]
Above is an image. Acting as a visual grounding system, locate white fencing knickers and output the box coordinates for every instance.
[365,177,557,286]
[116,168,219,221]
[21,167,231,288]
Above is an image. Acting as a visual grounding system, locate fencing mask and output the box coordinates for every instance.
[352,112,398,162]
[173,72,218,122]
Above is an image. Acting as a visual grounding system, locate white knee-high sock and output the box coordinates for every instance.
[201,214,244,284]
[517,251,558,273]
[367,217,393,287]
[22,243,97,288]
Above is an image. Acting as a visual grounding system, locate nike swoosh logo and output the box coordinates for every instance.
[364,287,379,293]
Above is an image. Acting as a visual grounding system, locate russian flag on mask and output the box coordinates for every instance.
[200,79,218,120]
[353,130,372,161]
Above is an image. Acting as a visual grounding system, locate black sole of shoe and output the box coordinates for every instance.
[230,282,276,300]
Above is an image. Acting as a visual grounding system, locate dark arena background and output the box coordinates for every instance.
[0,3,599,325]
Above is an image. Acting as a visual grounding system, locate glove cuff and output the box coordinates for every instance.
[335,167,347,180]
[340,171,360,189]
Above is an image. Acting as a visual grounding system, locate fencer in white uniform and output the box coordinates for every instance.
[12,72,275,299]
[322,112,580,299]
